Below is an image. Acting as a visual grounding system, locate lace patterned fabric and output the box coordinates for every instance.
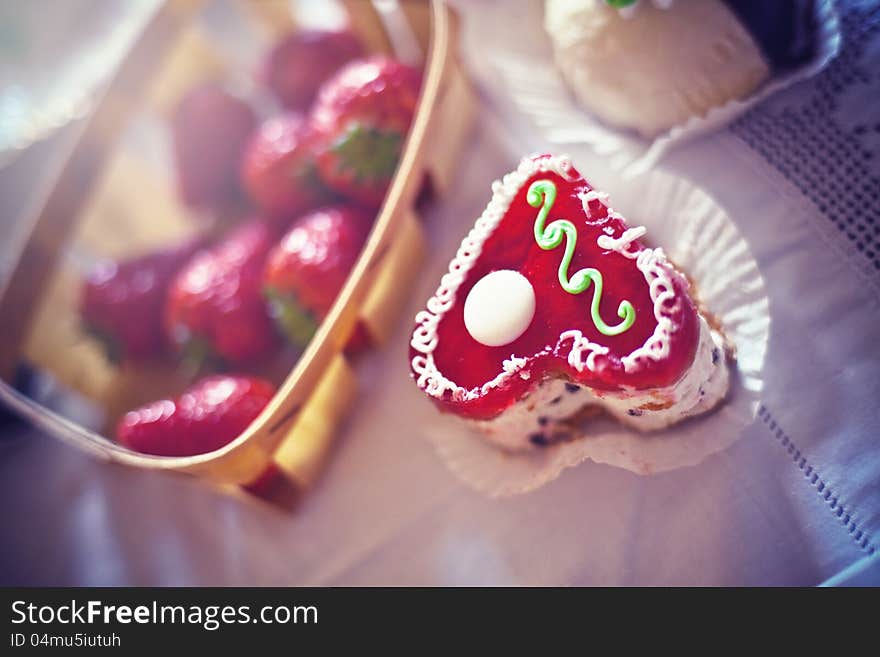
[730,0,880,273]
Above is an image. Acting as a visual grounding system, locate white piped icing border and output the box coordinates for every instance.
[410,154,681,401]
[596,226,646,253]
[594,222,679,372]
[558,330,609,372]
[621,247,679,371]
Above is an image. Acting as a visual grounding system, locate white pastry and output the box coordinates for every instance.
[544,0,770,138]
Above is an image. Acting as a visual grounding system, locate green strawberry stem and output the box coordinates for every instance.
[290,159,336,202]
[82,322,122,366]
[180,334,222,377]
[264,287,319,349]
[331,122,402,183]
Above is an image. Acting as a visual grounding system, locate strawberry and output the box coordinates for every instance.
[241,113,332,221]
[166,220,278,366]
[117,375,275,456]
[80,240,202,362]
[261,29,364,110]
[263,205,372,347]
[311,57,421,207]
[171,84,256,210]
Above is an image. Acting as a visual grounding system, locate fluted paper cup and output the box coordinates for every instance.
[423,168,770,497]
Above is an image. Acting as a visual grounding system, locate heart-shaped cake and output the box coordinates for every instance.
[410,154,729,450]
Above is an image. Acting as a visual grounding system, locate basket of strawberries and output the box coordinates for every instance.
[0,0,474,501]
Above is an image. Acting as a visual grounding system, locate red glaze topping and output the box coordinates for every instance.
[411,156,700,420]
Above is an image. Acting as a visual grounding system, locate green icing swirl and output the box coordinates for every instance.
[527,179,636,337]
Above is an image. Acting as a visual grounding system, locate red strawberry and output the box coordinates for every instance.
[80,240,202,362]
[166,220,278,365]
[171,84,256,210]
[261,29,364,110]
[241,113,332,221]
[311,57,421,207]
[263,205,372,347]
[117,375,275,456]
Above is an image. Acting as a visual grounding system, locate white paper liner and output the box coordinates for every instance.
[423,168,770,497]
[486,0,841,174]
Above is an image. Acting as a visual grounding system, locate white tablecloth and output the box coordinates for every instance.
[1,0,878,586]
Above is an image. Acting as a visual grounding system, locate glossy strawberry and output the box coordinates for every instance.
[171,84,256,210]
[261,29,364,110]
[241,113,332,221]
[117,375,275,456]
[311,57,421,207]
[80,240,202,362]
[263,206,372,347]
[166,220,278,366]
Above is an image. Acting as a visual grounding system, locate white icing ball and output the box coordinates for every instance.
[464,270,536,347]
